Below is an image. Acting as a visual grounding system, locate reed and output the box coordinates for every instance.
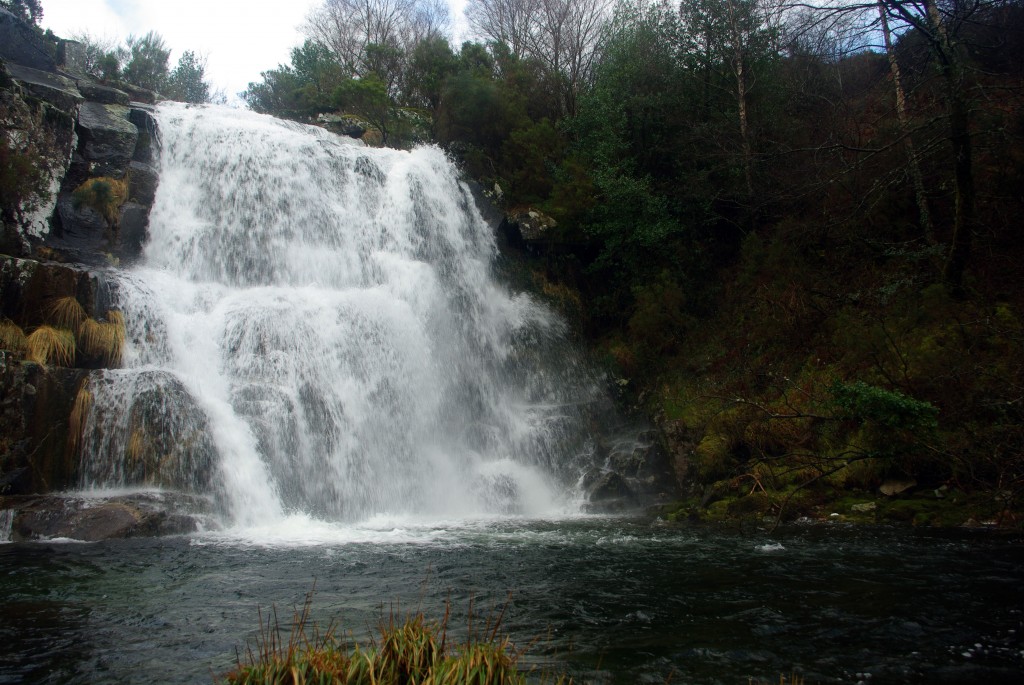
[25,325,75,366]
[225,591,568,685]
[0,319,27,352]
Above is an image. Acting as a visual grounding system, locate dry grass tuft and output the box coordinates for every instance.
[78,311,125,366]
[47,296,87,330]
[72,176,128,225]
[25,325,75,366]
[127,428,147,465]
[226,591,568,685]
[67,381,93,456]
[0,320,27,352]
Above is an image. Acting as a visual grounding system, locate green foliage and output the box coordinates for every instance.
[500,119,564,204]
[165,50,210,104]
[122,31,170,92]
[405,36,458,111]
[333,76,395,143]
[830,380,938,431]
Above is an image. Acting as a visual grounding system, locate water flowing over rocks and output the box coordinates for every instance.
[0,8,671,536]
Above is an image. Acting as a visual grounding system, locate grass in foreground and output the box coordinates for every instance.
[225,592,570,685]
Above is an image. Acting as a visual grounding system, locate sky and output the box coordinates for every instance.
[41,0,469,102]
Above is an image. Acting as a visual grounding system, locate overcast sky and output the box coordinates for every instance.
[41,0,469,102]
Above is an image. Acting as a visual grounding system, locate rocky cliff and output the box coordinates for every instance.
[0,10,172,538]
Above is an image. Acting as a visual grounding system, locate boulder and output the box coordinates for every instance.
[1,492,213,541]
[506,208,558,243]
[585,470,638,512]
[880,478,917,497]
[129,105,159,164]
[0,8,56,72]
[127,160,159,206]
[5,63,83,111]
[317,112,366,139]
[115,201,149,262]
[79,370,218,493]
[77,81,130,106]
[76,102,138,177]
[56,39,88,77]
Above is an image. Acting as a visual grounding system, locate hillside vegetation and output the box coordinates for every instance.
[69,0,1024,524]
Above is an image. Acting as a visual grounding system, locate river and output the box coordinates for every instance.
[2,517,1022,684]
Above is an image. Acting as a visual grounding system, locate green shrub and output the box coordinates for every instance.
[830,380,938,431]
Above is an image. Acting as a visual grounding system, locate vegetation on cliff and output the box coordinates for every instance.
[240,0,1024,525]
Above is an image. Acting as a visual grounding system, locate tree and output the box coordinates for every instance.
[465,0,539,58]
[464,0,610,114]
[69,32,125,81]
[303,0,449,84]
[165,50,211,103]
[0,0,42,26]
[122,31,171,92]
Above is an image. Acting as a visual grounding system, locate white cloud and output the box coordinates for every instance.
[42,0,473,101]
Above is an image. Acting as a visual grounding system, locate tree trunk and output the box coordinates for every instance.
[878,1,935,245]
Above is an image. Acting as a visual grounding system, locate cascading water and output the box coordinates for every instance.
[77,103,606,529]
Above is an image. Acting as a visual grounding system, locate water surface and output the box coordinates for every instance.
[2,518,1021,684]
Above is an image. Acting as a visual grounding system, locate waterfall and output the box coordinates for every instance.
[77,103,605,528]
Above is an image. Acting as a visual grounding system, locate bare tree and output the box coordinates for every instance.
[303,0,449,79]
[465,0,609,114]
[465,0,539,58]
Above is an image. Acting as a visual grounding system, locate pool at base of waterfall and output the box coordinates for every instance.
[2,518,1022,684]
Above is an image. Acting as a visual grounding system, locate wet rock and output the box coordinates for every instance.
[80,371,218,493]
[54,192,112,254]
[129,105,159,164]
[0,255,99,327]
[317,112,366,138]
[76,81,130,106]
[77,102,138,177]
[5,63,83,111]
[0,8,56,72]
[0,356,88,495]
[1,492,214,541]
[505,208,558,243]
[127,160,159,206]
[586,471,638,513]
[115,201,149,263]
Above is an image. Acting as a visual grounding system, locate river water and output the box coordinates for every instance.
[2,517,1022,684]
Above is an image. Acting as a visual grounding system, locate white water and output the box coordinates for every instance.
[78,103,604,530]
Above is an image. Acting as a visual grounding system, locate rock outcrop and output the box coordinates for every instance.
[0,12,164,533]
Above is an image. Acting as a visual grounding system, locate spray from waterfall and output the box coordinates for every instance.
[77,103,606,529]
